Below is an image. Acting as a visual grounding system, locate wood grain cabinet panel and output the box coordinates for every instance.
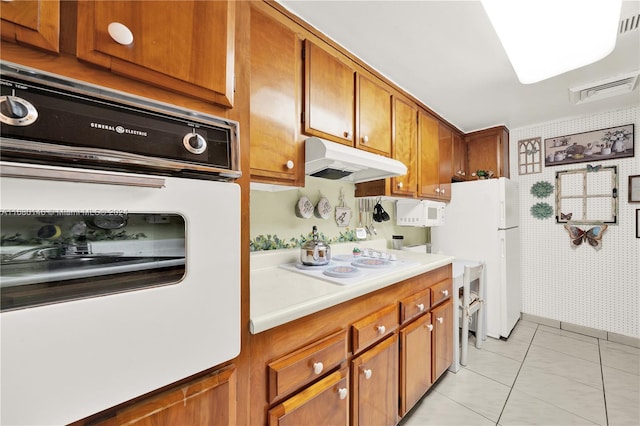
[466,126,510,178]
[351,335,399,426]
[400,314,433,416]
[268,368,349,426]
[76,0,235,107]
[432,301,453,382]
[88,365,236,426]
[267,329,347,403]
[249,5,304,186]
[391,96,418,197]
[452,132,467,181]
[437,123,453,201]
[303,39,355,145]
[417,110,440,199]
[430,278,452,308]
[356,74,392,156]
[1,0,60,53]
[351,303,398,355]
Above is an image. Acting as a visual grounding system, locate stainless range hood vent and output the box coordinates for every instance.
[305,137,407,183]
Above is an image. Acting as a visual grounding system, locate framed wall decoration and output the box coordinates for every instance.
[518,137,542,175]
[544,124,634,167]
[555,165,618,224]
[629,175,640,203]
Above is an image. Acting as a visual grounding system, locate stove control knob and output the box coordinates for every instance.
[0,95,38,126]
[183,132,207,154]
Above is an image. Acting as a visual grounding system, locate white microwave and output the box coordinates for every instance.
[396,199,446,227]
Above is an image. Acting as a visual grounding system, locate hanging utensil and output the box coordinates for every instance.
[355,198,366,239]
[335,188,351,227]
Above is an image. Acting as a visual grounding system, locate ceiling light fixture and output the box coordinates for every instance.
[481,0,623,84]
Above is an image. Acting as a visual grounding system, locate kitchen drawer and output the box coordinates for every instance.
[267,329,348,403]
[351,304,398,355]
[430,279,452,307]
[399,288,431,325]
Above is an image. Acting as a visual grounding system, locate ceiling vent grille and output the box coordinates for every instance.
[619,14,640,35]
[569,71,640,104]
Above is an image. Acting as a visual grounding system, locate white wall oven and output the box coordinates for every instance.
[0,62,241,425]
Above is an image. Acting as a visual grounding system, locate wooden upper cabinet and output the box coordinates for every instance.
[437,123,452,201]
[76,0,235,107]
[417,110,440,199]
[249,6,304,186]
[1,0,60,53]
[303,39,355,146]
[356,74,392,156]
[466,126,510,178]
[391,97,418,197]
[452,132,467,181]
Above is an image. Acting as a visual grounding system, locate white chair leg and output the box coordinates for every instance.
[460,311,469,366]
[475,304,484,349]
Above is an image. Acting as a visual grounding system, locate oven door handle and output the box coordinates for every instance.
[0,163,166,188]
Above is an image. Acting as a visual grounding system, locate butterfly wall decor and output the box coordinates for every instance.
[586,164,602,172]
[560,212,573,220]
[563,224,608,249]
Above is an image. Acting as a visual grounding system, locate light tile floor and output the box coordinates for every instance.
[400,320,640,426]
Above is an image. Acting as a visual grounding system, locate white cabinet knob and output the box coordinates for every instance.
[417,303,425,312]
[344,130,352,139]
[435,187,441,193]
[363,368,372,380]
[108,22,134,46]
[362,135,369,143]
[312,362,324,375]
[397,182,403,189]
[377,325,386,335]
[437,317,444,324]
[442,289,449,297]
[440,187,446,194]
[338,388,348,400]
[285,160,294,170]
[426,323,434,332]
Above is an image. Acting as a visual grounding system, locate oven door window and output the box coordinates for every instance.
[0,212,186,311]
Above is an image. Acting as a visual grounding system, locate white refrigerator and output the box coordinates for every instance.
[431,177,521,339]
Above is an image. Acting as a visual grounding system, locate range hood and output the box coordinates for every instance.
[305,137,407,183]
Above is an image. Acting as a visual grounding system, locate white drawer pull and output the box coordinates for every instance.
[426,323,434,331]
[377,325,386,335]
[441,289,449,297]
[417,303,425,312]
[286,160,294,169]
[363,368,372,380]
[338,387,348,400]
[312,362,324,375]
[108,22,134,46]
[437,317,444,324]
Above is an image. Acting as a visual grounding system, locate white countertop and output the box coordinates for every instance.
[250,239,455,334]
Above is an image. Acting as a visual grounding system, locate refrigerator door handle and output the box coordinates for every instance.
[500,236,505,258]
[500,201,505,226]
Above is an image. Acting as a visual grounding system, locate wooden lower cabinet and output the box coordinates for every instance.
[351,334,399,426]
[268,368,349,426]
[399,314,433,416]
[84,364,236,426]
[432,300,454,381]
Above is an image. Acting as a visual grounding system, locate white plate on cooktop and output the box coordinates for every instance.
[323,265,363,278]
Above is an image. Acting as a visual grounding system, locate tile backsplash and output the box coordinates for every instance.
[250,176,427,251]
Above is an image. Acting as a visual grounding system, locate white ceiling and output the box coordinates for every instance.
[277,0,640,133]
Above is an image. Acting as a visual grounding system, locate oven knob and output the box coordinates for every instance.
[183,132,207,154]
[0,95,38,126]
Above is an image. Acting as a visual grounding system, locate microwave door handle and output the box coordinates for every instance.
[0,163,165,188]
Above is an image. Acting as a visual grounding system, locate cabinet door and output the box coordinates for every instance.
[466,126,510,178]
[399,314,433,416]
[351,334,398,426]
[76,0,235,107]
[432,301,453,382]
[303,39,354,146]
[268,369,349,426]
[417,110,440,199]
[452,133,467,181]
[391,97,418,197]
[1,0,59,53]
[250,6,304,187]
[356,74,391,156]
[438,123,452,201]
[91,365,237,426]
